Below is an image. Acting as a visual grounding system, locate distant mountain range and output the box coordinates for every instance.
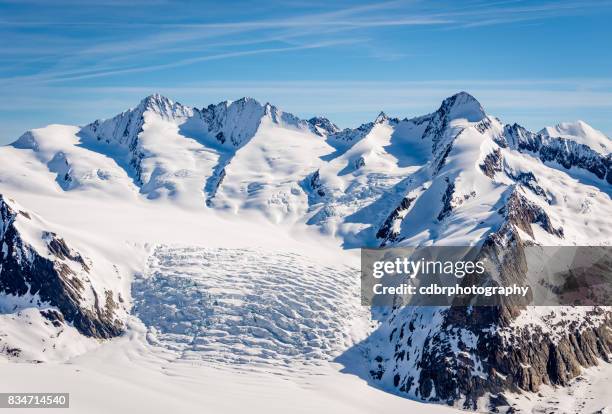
[1,92,610,411]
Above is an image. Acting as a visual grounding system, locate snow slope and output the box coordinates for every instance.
[0,316,462,414]
[1,91,611,413]
[540,120,612,154]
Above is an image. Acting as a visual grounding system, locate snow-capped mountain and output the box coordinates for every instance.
[1,92,611,411]
[0,194,127,361]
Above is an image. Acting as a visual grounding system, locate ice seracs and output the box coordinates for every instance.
[133,245,368,370]
[0,91,611,410]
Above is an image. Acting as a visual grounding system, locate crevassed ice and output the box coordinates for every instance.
[132,246,368,371]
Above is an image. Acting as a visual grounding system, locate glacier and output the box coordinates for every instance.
[0,91,611,413]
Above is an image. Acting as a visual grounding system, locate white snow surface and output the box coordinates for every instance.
[540,120,612,154]
[0,92,611,413]
[133,245,369,371]
[505,364,612,413]
[0,316,462,414]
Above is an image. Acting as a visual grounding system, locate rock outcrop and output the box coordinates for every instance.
[0,194,124,339]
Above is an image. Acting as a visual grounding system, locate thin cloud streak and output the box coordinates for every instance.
[0,40,360,85]
[4,79,612,112]
[2,0,609,88]
[2,0,611,142]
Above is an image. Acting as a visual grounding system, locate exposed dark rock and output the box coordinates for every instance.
[503,123,611,183]
[1,346,21,358]
[215,131,225,144]
[381,226,611,409]
[475,117,492,134]
[40,309,65,327]
[354,156,366,170]
[376,196,415,245]
[329,122,376,144]
[369,179,608,409]
[507,171,551,204]
[307,117,340,136]
[0,194,124,339]
[434,142,453,174]
[498,187,563,238]
[437,180,456,221]
[43,231,90,272]
[198,97,265,148]
[81,95,191,187]
[480,148,503,178]
[205,166,226,207]
[300,170,326,203]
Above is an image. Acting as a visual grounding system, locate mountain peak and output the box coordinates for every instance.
[232,96,263,108]
[308,116,340,136]
[374,111,389,124]
[139,93,172,108]
[539,119,611,154]
[438,91,486,122]
[542,120,601,138]
[137,93,192,120]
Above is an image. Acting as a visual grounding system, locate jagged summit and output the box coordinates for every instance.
[139,93,171,106]
[374,111,389,124]
[136,93,192,120]
[223,96,260,106]
[202,97,275,115]
[196,96,313,148]
[437,91,486,122]
[307,116,340,136]
[1,90,612,410]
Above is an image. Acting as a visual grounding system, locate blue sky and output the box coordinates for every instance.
[1,0,612,144]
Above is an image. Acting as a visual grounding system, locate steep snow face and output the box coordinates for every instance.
[208,115,331,222]
[307,116,340,137]
[385,113,610,247]
[423,91,486,154]
[79,94,218,205]
[81,94,193,148]
[329,94,612,410]
[368,93,611,248]
[78,95,322,208]
[439,91,486,123]
[191,97,313,149]
[325,113,398,149]
[305,115,428,244]
[193,97,267,149]
[1,90,610,250]
[6,91,608,242]
[191,98,324,212]
[540,120,611,154]
[0,194,130,361]
[390,116,507,246]
[362,131,611,406]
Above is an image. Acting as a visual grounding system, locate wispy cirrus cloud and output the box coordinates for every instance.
[2,0,609,86]
[1,0,611,143]
[20,40,363,84]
